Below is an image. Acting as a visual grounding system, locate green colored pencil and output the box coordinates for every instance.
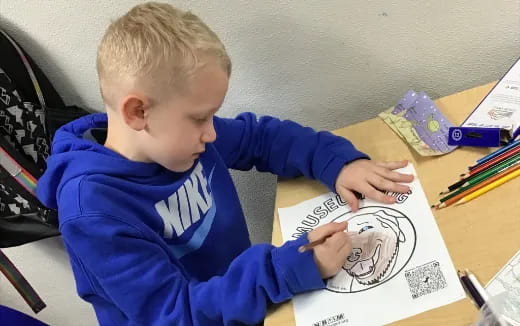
[440,153,520,203]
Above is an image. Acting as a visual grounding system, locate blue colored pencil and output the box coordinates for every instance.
[477,139,520,164]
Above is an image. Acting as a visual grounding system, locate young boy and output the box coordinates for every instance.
[37,2,413,325]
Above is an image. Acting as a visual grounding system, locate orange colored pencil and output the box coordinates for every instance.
[436,164,520,209]
[455,169,520,205]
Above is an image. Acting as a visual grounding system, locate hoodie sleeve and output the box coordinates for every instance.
[213,113,369,191]
[60,214,325,326]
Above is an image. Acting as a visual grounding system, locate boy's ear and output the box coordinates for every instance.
[120,94,151,131]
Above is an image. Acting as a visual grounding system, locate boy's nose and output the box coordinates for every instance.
[201,120,217,143]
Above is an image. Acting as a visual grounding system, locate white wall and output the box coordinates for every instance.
[0,237,97,325]
[0,1,519,325]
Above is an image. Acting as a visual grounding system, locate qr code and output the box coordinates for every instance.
[405,261,447,299]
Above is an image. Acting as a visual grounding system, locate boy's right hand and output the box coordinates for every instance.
[307,221,352,279]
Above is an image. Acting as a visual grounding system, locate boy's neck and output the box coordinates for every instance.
[104,114,150,163]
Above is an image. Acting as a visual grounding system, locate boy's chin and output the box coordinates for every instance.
[165,158,198,173]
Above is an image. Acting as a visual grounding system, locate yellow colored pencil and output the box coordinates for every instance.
[455,169,520,205]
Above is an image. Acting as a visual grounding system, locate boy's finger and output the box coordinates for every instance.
[325,231,348,251]
[338,238,353,258]
[375,160,408,170]
[376,168,414,183]
[369,175,410,194]
[308,221,347,242]
[337,187,359,212]
[334,233,352,254]
[361,184,396,204]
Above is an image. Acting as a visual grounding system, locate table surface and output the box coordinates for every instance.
[265,82,520,326]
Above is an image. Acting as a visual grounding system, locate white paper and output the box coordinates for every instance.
[485,250,520,325]
[486,250,520,296]
[462,57,520,135]
[278,164,466,326]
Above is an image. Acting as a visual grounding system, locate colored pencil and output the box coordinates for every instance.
[466,270,490,304]
[442,153,520,194]
[466,145,520,176]
[476,139,520,165]
[458,270,485,308]
[299,237,326,253]
[439,160,520,201]
[435,164,520,209]
[454,168,520,205]
[298,231,357,253]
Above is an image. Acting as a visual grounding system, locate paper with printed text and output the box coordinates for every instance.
[278,164,465,326]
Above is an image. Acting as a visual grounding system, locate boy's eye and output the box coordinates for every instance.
[193,117,208,123]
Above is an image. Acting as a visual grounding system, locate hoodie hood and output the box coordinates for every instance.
[36,113,166,209]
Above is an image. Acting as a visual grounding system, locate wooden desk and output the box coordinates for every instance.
[266,83,520,326]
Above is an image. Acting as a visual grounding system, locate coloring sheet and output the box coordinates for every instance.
[278,164,466,326]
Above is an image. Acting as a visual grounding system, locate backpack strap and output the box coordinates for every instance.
[0,30,47,113]
[0,146,38,195]
[0,249,46,313]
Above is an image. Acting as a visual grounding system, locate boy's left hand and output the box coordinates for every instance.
[335,159,414,212]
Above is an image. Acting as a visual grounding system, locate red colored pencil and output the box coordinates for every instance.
[468,145,520,176]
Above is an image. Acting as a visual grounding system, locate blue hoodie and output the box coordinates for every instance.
[37,112,368,326]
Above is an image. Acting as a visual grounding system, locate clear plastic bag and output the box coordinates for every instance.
[473,290,520,326]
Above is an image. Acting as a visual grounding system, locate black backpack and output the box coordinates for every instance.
[0,28,90,313]
[0,29,90,248]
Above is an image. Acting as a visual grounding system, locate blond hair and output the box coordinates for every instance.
[97,2,231,106]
